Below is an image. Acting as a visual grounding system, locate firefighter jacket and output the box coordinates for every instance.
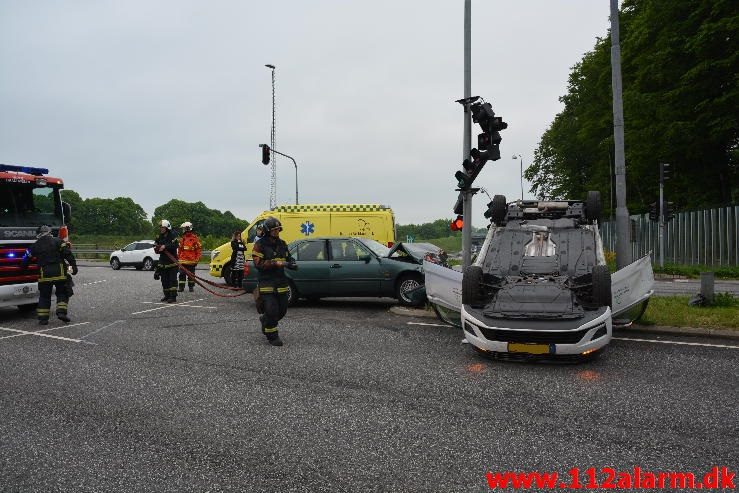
[252,236,293,291]
[178,231,202,264]
[155,230,179,267]
[23,236,77,283]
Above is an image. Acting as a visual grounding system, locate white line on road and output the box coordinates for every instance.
[0,326,93,344]
[0,322,91,341]
[405,322,739,349]
[613,337,739,350]
[140,302,216,309]
[131,298,206,315]
[81,320,124,340]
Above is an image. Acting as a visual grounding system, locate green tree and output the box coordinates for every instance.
[526,0,738,213]
[62,190,149,235]
[152,200,248,236]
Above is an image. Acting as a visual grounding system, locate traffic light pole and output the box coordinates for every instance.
[659,177,664,268]
[461,0,472,269]
[260,145,299,205]
[610,0,632,269]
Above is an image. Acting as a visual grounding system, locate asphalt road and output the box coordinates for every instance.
[0,263,737,492]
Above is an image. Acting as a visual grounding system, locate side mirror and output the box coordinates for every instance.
[359,254,372,263]
[62,202,72,221]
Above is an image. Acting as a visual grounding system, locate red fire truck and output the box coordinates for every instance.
[0,164,71,311]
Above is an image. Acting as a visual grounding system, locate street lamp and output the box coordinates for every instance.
[265,64,277,208]
[512,154,523,200]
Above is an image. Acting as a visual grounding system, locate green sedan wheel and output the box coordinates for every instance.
[396,273,424,307]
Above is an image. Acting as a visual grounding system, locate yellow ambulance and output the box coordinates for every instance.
[209,203,396,284]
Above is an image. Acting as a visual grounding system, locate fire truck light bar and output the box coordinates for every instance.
[0,164,49,175]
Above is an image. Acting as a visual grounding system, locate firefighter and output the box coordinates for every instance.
[252,216,297,346]
[177,221,202,292]
[154,219,179,303]
[22,225,78,325]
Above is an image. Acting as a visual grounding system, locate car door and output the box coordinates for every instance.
[119,242,137,265]
[135,242,155,264]
[291,239,330,296]
[328,239,381,297]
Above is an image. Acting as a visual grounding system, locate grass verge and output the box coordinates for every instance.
[639,294,739,329]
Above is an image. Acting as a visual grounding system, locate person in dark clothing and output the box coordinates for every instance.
[230,230,247,289]
[154,219,179,303]
[22,225,78,325]
[251,217,296,346]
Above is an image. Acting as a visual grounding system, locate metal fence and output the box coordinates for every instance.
[600,205,739,266]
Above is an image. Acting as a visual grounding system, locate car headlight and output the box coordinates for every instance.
[211,250,219,261]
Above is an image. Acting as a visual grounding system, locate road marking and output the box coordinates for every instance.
[140,301,216,309]
[407,322,450,327]
[81,320,124,340]
[131,298,206,315]
[0,326,93,344]
[0,322,91,340]
[613,337,739,350]
[81,280,107,287]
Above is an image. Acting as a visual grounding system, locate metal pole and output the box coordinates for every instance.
[265,65,277,209]
[659,179,664,268]
[266,147,299,205]
[462,0,472,269]
[610,0,632,269]
[520,156,523,200]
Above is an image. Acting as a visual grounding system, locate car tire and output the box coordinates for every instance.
[586,190,602,224]
[396,272,424,307]
[287,280,299,307]
[462,265,484,306]
[110,257,121,270]
[18,303,37,312]
[222,262,233,286]
[592,265,612,307]
[142,257,154,271]
[490,194,508,225]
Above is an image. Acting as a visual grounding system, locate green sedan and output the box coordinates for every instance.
[241,237,440,306]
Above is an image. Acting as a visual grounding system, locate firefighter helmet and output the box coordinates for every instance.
[264,216,282,232]
[160,219,171,229]
[36,225,52,238]
[181,221,192,231]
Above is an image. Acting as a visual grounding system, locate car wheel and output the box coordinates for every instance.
[586,190,602,224]
[18,303,37,313]
[110,257,121,270]
[287,281,299,307]
[490,194,507,225]
[396,273,424,307]
[222,262,233,286]
[142,257,154,271]
[462,265,484,307]
[592,265,612,307]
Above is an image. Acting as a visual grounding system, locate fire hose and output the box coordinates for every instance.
[161,250,249,298]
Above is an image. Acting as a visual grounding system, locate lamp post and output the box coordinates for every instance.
[265,64,277,208]
[512,154,523,200]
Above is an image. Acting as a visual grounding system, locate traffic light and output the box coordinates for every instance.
[659,162,671,184]
[260,144,271,165]
[450,215,464,232]
[663,200,675,221]
[649,202,659,222]
[453,192,463,215]
[452,99,507,191]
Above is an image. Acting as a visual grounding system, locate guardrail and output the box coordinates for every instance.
[73,248,213,261]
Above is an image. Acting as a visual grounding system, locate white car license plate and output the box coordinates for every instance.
[14,285,37,296]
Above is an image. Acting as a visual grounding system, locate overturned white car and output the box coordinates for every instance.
[426,193,654,360]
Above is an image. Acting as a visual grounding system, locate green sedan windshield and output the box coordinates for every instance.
[358,238,390,258]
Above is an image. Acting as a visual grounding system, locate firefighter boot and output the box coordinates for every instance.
[188,284,194,292]
[267,335,283,346]
[57,302,70,322]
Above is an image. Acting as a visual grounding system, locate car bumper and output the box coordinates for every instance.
[0,282,38,308]
[460,305,612,357]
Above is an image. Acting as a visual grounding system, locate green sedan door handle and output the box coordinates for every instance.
[331,264,342,268]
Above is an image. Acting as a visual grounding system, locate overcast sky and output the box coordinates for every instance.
[1,1,612,226]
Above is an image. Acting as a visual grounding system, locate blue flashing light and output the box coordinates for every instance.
[7,252,16,258]
[0,164,49,175]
